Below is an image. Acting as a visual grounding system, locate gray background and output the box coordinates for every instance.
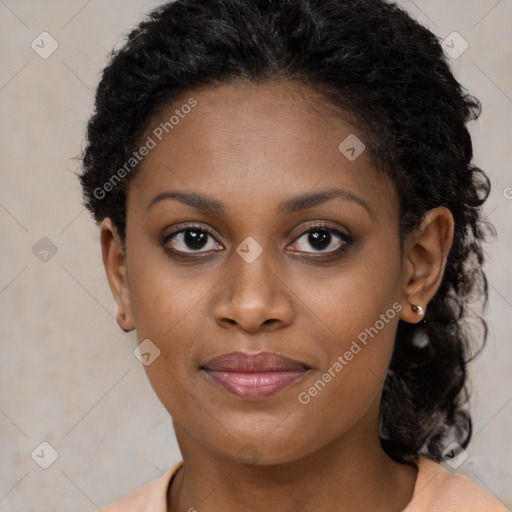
[0,0,511,510]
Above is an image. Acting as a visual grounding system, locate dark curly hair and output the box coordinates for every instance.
[79,0,493,465]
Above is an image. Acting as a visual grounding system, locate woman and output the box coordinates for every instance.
[80,0,506,510]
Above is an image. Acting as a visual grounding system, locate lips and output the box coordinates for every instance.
[201,351,310,400]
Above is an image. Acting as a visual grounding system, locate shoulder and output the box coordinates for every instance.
[404,457,508,512]
[92,461,183,512]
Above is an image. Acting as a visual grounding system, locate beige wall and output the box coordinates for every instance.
[0,1,510,510]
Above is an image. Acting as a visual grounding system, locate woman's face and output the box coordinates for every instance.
[117,81,408,464]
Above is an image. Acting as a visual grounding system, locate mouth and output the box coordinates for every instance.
[200,351,310,400]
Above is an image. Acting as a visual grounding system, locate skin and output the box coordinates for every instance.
[101,80,454,512]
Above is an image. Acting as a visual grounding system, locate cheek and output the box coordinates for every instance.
[127,243,213,340]
[125,251,227,397]
[290,244,402,421]
[290,305,398,456]
[127,269,207,420]
[296,240,402,348]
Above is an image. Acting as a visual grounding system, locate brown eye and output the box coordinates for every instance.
[289,225,353,254]
[163,226,223,254]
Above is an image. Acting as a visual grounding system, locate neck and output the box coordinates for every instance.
[168,403,417,512]
[168,401,417,512]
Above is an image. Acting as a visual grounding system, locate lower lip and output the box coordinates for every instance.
[203,369,307,400]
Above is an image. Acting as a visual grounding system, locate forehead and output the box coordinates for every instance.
[127,80,397,222]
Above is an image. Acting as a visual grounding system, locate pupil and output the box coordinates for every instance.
[185,230,207,250]
[309,230,330,250]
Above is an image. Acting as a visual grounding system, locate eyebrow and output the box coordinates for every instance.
[147,190,225,214]
[278,188,371,216]
[146,187,371,216]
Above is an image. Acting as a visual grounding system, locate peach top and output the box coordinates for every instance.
[97,457,508,511]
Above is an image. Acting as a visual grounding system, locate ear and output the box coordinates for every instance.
[100,218,134,332]
[399,207,454,324]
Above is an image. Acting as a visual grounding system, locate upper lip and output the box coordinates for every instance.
[202,351,309,372]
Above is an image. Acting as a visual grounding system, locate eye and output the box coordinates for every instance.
[288,223,353,254]
[162,222,353,259]
[162,225,223,255]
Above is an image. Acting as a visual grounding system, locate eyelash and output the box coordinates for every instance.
[161,222,354,259]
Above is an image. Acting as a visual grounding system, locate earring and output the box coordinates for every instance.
[411,304,425,317]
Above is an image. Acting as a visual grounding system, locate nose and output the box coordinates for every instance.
[213,244,294,333]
